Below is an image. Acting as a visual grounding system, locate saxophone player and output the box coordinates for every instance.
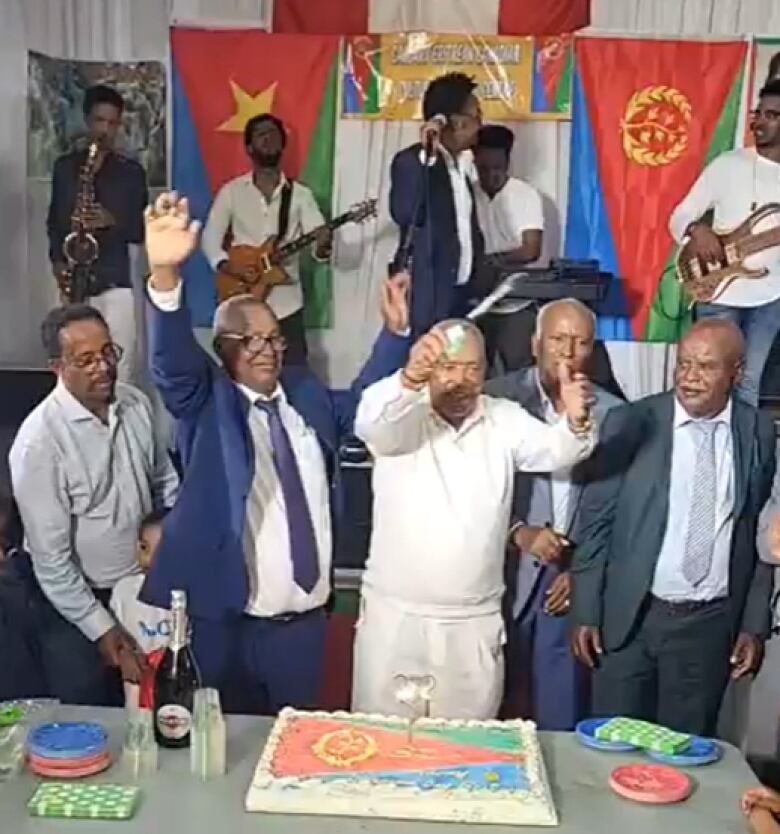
[47,85,148,383]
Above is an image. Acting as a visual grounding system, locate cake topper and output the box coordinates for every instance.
[393,674,436,746]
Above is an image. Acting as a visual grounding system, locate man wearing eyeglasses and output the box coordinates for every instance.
[670,79,780,406]
[8,305,178,705]
[140,192,410,714]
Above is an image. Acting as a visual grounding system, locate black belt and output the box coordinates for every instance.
[650,595,726,617]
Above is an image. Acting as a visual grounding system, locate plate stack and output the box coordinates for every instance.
[27,723,110,778]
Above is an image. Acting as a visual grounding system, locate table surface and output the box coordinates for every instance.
[0,706,758,833]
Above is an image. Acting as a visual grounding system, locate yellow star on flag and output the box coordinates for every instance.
[217,80,277,133]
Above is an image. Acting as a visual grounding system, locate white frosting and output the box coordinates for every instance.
[245,709,558,826]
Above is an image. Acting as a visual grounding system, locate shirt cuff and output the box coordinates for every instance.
[147,280,183,312]
[79,605,116,642]
[418,149,436,168]
[378,370,429,419]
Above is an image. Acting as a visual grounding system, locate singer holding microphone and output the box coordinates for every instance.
[350,318,596,720]
[389,73,484,337]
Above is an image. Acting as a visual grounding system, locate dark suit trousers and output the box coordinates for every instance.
[591,597,733,737]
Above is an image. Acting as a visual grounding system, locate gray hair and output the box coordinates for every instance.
[534,298,596,340]
[212,294,276,338]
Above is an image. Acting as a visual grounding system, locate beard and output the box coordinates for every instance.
[250,149,282,168]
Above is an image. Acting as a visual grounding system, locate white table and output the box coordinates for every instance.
[0,706,760,833]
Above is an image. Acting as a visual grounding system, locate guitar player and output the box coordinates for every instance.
[669,80,780,406]
[202,114,332,363]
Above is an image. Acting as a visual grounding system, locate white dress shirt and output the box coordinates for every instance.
[201,173,326,320]
[355,372,596,617]
[669,147,780,307]
[652,399,734,602]
[147,281,332,617]
[421,147,474,285]
[539,382,573,532]
[475,177,544,315]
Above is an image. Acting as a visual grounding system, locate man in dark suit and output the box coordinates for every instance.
[140,192,410,714]
[389,72,484,337]
[485,299,622,729]
[571,319,776,736]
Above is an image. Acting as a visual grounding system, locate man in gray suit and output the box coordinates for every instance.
[571,319,776,737]
[485,298,623,729]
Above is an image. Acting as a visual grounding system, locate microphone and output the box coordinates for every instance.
[422,113,447,159]
[466,272,527,321]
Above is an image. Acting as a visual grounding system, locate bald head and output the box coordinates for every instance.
[535,299,596,341]
[675,318,744,418]
[680,318,745,364]
[436,319,486,364]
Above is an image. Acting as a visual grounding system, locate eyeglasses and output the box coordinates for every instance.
[65,342,124,371]
[219,333,287,355]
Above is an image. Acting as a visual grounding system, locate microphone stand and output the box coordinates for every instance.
[390,137,439,337]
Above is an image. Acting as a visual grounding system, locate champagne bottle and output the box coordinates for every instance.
[153,590,201,749]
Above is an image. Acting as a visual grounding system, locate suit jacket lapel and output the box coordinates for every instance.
[731,400,754,518]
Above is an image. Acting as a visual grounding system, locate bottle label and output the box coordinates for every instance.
[156,704,192,740]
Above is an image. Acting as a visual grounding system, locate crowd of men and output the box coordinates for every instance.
[2,71,780,833]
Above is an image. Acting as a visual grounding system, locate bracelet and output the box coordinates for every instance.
[401,369,426,390]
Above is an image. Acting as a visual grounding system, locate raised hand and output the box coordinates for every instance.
[144,191,201,271]
[381,271,410,336]
[558,362,593,432]
[402,326,447,390]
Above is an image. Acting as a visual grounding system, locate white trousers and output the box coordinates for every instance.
[351,591,506,720]
[87,287,136,384]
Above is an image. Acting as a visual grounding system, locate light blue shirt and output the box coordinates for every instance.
[9,381,178,641]
[651,398,734,602]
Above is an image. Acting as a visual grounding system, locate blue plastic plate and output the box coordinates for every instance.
[647,736,722,767]
[27,722,108,761]
[575,718,639,752]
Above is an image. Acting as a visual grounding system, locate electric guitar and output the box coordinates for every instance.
[215,199,377,303]
[676,203,780,303]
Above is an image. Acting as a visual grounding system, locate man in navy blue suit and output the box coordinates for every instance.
[140,191,410,714]
[390,72,485,336]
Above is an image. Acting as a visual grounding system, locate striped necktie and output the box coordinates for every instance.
[682,421,718,587]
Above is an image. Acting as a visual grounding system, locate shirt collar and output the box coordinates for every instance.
[237,382,286,406]
[533,369,564,423]
[673,396,732,429]
[53,379,121,423]
[243,171,288,200]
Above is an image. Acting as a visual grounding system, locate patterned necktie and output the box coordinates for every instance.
[254,399,320,593]
[682,421,718,587]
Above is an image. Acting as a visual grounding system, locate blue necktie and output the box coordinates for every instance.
[255,399,320,593]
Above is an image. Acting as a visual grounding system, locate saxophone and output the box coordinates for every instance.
[61,141,101,303]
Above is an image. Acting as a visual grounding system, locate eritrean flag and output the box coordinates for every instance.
[531,36,573,115]
[171,29,339,327]
[564,38,748,341]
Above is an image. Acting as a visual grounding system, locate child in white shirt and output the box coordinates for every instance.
[110,510,171,709]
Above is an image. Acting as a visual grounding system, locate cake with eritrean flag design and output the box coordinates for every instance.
[245,709,558,826]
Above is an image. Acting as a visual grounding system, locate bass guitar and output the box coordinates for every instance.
[676,203,780,303]
[215,199,377,303]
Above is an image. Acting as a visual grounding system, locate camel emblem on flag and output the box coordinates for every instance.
[620,85,692,166]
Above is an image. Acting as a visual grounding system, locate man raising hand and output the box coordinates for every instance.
[351,318,596,719]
